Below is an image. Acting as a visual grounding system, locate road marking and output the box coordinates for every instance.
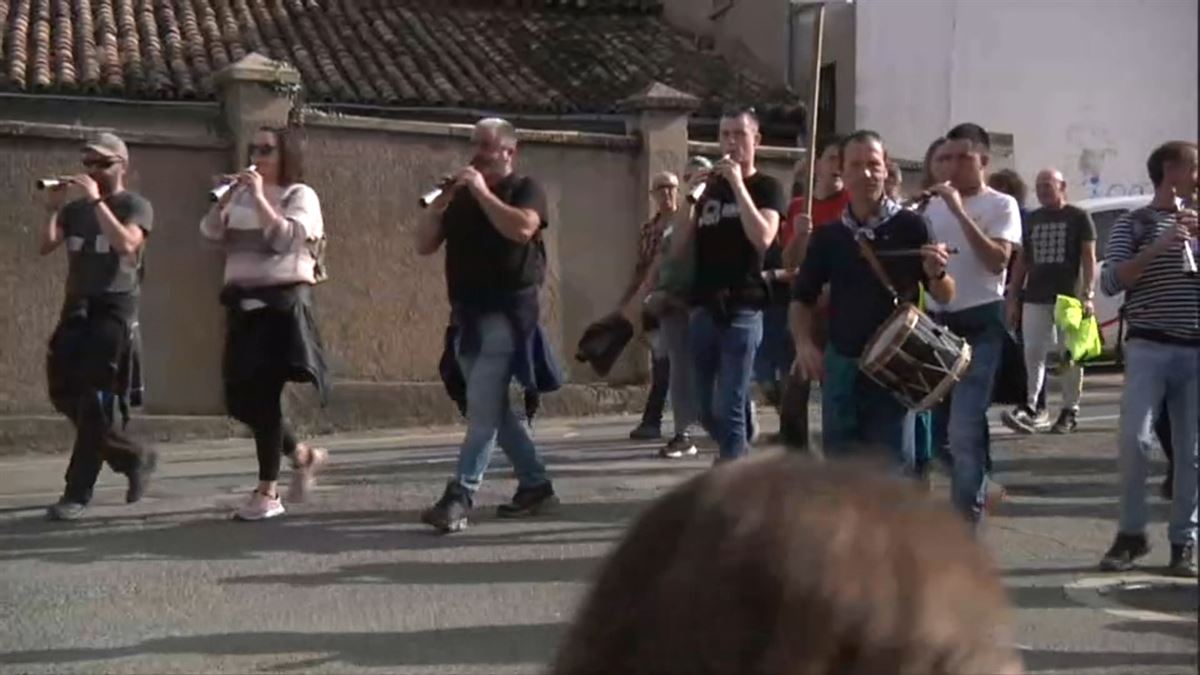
[1063,574,1196,623]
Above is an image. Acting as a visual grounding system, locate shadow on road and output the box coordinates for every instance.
[223,556,605,587]
[0,624,567,670]
[1021,647,1197,672]
[0,499,649,566]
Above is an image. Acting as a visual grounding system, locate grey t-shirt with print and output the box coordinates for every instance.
[59,192,154,298]
[1021,204,1095,304]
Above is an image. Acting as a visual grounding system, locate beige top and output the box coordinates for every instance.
[200,183,324,287]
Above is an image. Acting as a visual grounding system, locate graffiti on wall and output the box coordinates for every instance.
[1068,123,1151,199]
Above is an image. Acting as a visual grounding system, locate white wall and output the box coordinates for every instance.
[856,0,1198,203]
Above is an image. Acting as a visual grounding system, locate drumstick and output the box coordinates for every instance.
[874,247,959,258]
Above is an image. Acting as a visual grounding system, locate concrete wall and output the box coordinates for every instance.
[0,116,229,416]
[856,0,1199,198]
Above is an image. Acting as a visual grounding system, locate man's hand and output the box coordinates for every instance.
[791,339,824,383]
[1005,297,1022,331]
[714,155,743,186]
[455,166,489,197]
[1152,220,1192,253]
[1082,298,1095,317]
[920,242,950,279]
[71,174,102,201]
[927,182,965,217]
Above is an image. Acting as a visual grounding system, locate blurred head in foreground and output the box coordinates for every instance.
[551,453,1024,675]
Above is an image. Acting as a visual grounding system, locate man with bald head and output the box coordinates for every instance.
[1003,167,1097,435]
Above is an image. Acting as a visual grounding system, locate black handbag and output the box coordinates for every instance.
[991,329,1028,406]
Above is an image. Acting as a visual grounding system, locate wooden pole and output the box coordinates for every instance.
[802,3,826,220]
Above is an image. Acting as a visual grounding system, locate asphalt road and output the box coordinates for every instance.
[0,374,1195,675]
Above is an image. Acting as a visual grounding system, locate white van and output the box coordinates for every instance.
[1074,195,1153,362]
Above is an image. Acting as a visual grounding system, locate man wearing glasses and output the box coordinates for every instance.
[40,132,158,521]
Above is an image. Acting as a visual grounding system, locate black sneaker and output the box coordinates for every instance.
[1099,533,1151,571]
[46,498,87,521]
[1167,542,1197,578]
[496,482,559,518]
[1001,406,1039,434]
[1050,409,1079,434]
[125,449,159,504]
[659,433,698,459]
[420,482,472,533]
[629,423,662,441]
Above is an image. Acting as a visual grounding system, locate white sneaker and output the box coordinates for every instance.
[288,444,328,503]
[233,490,285,521]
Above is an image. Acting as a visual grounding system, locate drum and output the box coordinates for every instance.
[859,303,972,412]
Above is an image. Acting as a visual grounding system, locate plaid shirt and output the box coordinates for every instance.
[622,212,668,303]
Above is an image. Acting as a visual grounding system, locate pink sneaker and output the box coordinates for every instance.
[288,444,328,503]
[233,490,285,521]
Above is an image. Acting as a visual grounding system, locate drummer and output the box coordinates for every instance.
[790,130,955,467]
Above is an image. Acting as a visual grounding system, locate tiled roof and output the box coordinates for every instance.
[0,0,789,117]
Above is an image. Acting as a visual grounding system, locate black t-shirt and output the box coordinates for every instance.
[59,191,154,299]
[692,172,787,308]
[792,209,934,358]
[443,174,549,305]
[1021,204,1096,304]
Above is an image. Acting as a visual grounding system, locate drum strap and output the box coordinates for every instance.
[854,233,900,306]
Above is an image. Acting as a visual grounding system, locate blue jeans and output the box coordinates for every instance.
[660,310,699,437]
[822,350,913,471]
[453,313,549,493]
[1117,338,1198,545]
[691,308,763,460]
[933,302,1006,524]
[754,303,794,386]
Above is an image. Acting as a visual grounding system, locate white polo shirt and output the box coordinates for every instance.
[925,187,1022,313]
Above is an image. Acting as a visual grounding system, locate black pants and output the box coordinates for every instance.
[49,312,148,504]
[226,373,299,482]
[639,352,670,428]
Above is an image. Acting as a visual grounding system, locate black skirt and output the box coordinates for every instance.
[220,283,329,405]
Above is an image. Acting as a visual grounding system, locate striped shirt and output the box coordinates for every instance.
[200,183,324,288]
[1100,206,1199,343]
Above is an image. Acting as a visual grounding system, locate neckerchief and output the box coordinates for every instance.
[841,196,902,241]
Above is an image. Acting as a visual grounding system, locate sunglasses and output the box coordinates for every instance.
[247,143,277,156]
[82,158,118,169]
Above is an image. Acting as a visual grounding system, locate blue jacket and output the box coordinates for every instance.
[439,286,563,418]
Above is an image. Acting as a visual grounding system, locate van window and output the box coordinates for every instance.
[1091,209,1131,258]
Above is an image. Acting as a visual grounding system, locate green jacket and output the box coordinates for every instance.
[654,224,695,298]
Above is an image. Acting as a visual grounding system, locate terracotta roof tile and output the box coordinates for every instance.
[1,0,788,117]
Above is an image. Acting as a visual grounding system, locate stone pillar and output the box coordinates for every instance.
[619,82,701,228]
[604,83,700,387]
[214,53,302,167]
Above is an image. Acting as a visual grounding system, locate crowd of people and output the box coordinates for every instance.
[32,114,1196,593]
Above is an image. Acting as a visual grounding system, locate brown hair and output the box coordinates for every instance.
[1147,140,1198,187]
[551,454,1023,675]
[988,168,1028,208]
[921,137,946,189]
[260,126,305,186]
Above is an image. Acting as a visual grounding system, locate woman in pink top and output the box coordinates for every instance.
[201,127,330,521]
